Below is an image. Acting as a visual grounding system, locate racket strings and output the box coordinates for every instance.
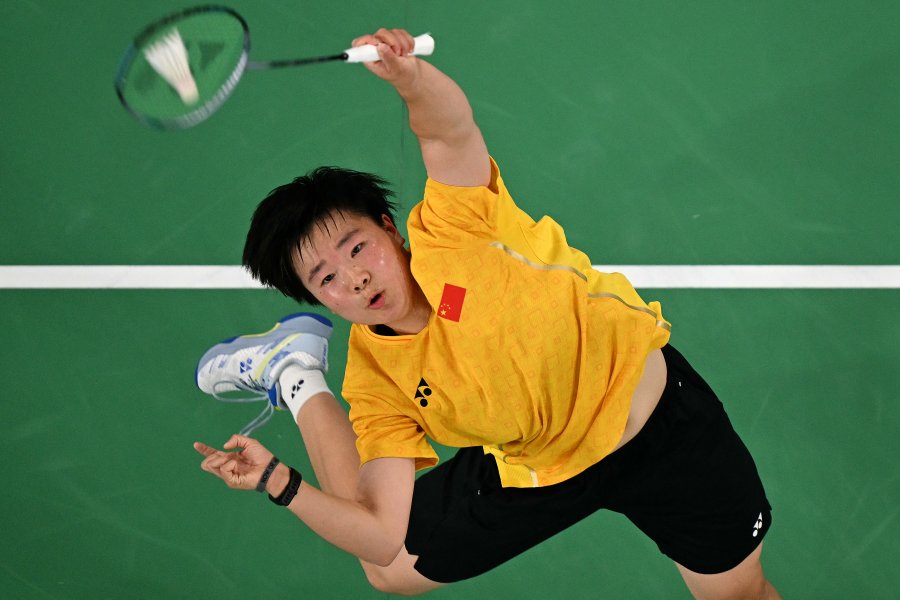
[197,41,226,71]
[175,49,247,128]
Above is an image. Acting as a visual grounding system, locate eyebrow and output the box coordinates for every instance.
[306,228,360,284]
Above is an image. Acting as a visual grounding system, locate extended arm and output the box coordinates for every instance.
[354,28,491,187]
[195,414,414,567]
[269,446,414,567]
[277,390,418,567]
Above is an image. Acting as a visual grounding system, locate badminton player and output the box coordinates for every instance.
[194,28,781,599]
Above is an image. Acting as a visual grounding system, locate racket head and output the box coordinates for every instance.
[114,5,250,130]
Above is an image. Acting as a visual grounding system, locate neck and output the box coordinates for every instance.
[387,305,430,335]
[385,285,431,335]
[378,248,430,335]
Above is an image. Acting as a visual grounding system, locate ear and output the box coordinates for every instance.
[380,214,405,244]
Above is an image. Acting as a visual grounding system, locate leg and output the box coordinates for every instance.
[676,543,781,600]
[294,392,361,499]
[606,347,779,598]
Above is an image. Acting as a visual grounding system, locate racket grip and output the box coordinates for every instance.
[343,33,435,63]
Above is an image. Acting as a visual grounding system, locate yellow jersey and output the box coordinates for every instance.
[342,159,671,488]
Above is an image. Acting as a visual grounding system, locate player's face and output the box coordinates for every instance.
[295,212,430,334]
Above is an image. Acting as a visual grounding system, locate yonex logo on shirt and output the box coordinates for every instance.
[415,378,432,408]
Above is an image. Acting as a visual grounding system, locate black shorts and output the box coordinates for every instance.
[404,345,772,582]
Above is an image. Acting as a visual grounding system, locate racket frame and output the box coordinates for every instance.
[115,4,431,129]
[115,5,251,130]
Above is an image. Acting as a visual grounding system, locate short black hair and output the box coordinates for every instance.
[242,166,397,304]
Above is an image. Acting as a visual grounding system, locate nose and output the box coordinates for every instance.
[351,269,369,292]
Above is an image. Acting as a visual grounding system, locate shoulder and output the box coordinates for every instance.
[410,157,518,237]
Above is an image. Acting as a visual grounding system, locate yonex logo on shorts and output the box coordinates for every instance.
[752,513,763,537]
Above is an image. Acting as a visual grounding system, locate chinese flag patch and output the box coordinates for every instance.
[438,283,467,322]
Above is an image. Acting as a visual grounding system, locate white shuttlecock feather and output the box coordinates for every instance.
[143,28,199,105]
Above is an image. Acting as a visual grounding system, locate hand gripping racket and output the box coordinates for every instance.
[114,5,435,130]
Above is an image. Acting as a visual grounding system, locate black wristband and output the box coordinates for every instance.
[256,456,280,492]
[268,467,302,506]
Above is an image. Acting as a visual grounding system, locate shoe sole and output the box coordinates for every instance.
[195,312,333,385]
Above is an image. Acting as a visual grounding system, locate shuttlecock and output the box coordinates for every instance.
[143,28,199,105]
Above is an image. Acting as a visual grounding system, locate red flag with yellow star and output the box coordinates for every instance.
[438,283,466,322]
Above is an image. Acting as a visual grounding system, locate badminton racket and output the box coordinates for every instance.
[114,5,435,130]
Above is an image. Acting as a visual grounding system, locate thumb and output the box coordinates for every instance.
[223,434,252,450]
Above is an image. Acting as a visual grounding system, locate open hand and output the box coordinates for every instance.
[194,434,274,491]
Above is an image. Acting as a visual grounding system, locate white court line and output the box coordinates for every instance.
[1,265,899,289]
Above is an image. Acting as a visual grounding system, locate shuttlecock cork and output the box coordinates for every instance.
[143,28,199,105]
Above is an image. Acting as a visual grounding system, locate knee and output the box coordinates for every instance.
[746,577,780,600]
[723,578,777,600]
[677,543,780,600]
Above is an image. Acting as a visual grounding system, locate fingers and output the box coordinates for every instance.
[195,442,238,470]
[220,457,239,479]
[200,448,233,471]
[196,436,271,491]
[352,28,415,56]
[196,438,240,470]
[351,28,420,85]
[193,441,216,457]
[198,447,245,487]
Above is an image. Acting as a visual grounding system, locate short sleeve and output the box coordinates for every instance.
[409,158,507,248]
[347,394,439,471]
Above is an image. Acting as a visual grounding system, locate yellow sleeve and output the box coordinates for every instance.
[411,158,505,247]
[347,393,439,471]
[415,158,603,285]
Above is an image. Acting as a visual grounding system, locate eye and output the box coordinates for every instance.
[351,243,363,257]
[321,273,334,286]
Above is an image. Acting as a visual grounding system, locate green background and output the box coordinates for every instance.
[1,1,898,598]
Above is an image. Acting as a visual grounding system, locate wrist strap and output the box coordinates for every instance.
[256,456,280,492]
[269,467,302,506]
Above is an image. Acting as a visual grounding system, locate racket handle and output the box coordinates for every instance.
[343,33,435,63]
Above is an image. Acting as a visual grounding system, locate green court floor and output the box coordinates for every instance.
[2,1,898,598]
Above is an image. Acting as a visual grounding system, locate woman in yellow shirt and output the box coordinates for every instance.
[194,28,780,599]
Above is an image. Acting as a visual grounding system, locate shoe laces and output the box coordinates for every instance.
[210,380,276,436]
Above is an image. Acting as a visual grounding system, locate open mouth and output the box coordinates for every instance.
[369,292,385,309]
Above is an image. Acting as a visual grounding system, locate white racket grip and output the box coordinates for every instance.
[343,33,435,63]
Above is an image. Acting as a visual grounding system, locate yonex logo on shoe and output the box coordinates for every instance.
[752,513,763,537]
[239,357,254,374]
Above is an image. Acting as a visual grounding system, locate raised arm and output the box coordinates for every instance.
[353,28,491,187]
